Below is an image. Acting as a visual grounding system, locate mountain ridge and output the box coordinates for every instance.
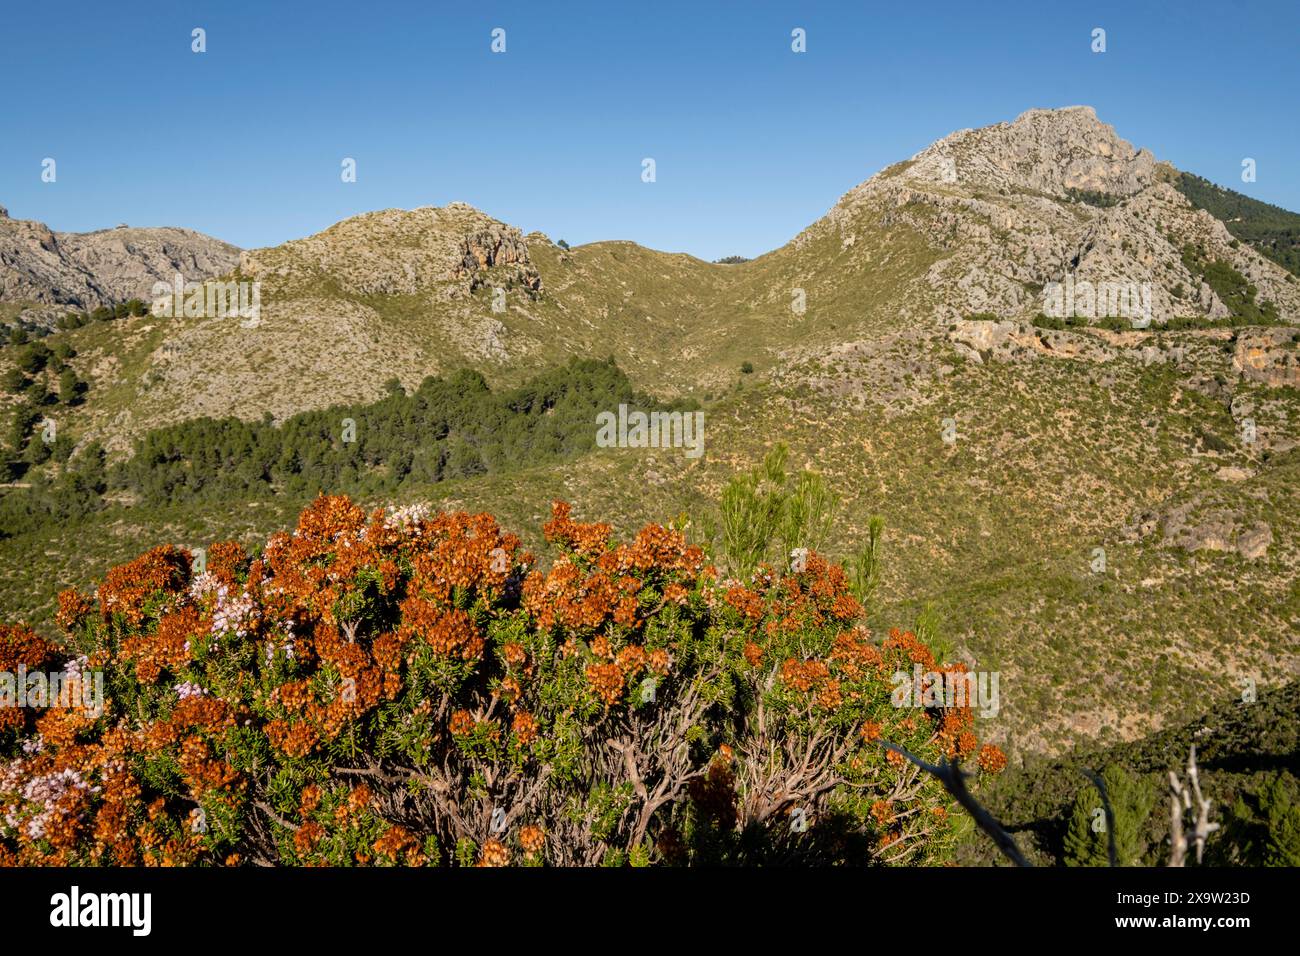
[0,206,240,319]
[5,105,1300,449]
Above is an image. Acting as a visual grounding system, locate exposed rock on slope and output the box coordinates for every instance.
[1125,496,1274,561]
[457,227,541,293]
[914,105,1158,197]
[1233,327,1300,388]
[0,206,239,314]
[123,204,549,433]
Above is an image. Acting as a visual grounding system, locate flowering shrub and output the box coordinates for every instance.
[0,495,1002,866]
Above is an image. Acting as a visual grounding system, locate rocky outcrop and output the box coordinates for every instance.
[458,227,528,272]
[59,227,241,304]
[948,318,1121,364]
[912,106,1158,198]
[456,226,542,294]
[1124,494,1274,561]
[241,202,542,299]
[1162,510,1273,561]
[1233,328,1300,388]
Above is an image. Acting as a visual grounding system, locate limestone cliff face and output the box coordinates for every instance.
[457,227,541,293]
[1233,327,1300,388]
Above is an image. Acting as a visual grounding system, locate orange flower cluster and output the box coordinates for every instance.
[397,601,483,661]
[373,825,422,865]
[585,661,624,707]
[781,658,831,693]
[870,799,895,827]
[511,711,539,745]
[519,825,545,857]
[541,500,612,556]
[449,709,476,736]
[0,625,57,735]
[526,502,704,636]
[778,657,847,710]
[830,630,883,679]
[477,838,510,867]
[977,743,1008,773]
[121,605,199,684]
[725,585,764,622]
[931,664,979,759]
[725,552,862,640]
[97,546,191,628]
[204,541,250,588]
[882,627,936,670]
[523,560,634,631]
[54,590,95,634]
[2,493,1003,868]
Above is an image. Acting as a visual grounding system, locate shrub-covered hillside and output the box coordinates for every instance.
[960,678,1300,867]
[0,495,1003,867]
[0,356,689,538]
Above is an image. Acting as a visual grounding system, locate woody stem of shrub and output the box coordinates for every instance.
[613,666,722,850]
[738,723,857,826]
[879,741,1031,868]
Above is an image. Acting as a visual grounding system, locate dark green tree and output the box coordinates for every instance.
[59,369,82,404]
[2,368,27,394]
[1064,765,1157,866]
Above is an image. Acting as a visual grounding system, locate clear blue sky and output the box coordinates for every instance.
[3,0,1297,260]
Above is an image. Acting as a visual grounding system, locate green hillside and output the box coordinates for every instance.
[1174,170,1300,276]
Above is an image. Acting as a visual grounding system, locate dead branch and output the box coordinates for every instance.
[1081,768,1118,867]
[1167,744,1219,866]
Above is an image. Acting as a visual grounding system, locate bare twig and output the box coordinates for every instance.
[1081,768,1118,867]
[254,800,300,832]
[1167,744,1219,866]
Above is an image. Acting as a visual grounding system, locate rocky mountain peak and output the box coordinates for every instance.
[803,107,1300,329]
[910,105,1157,198]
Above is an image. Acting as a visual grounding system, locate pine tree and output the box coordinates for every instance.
[1064,765,1157,866]
[1262,775,1300,867]
[59,369,80,404]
